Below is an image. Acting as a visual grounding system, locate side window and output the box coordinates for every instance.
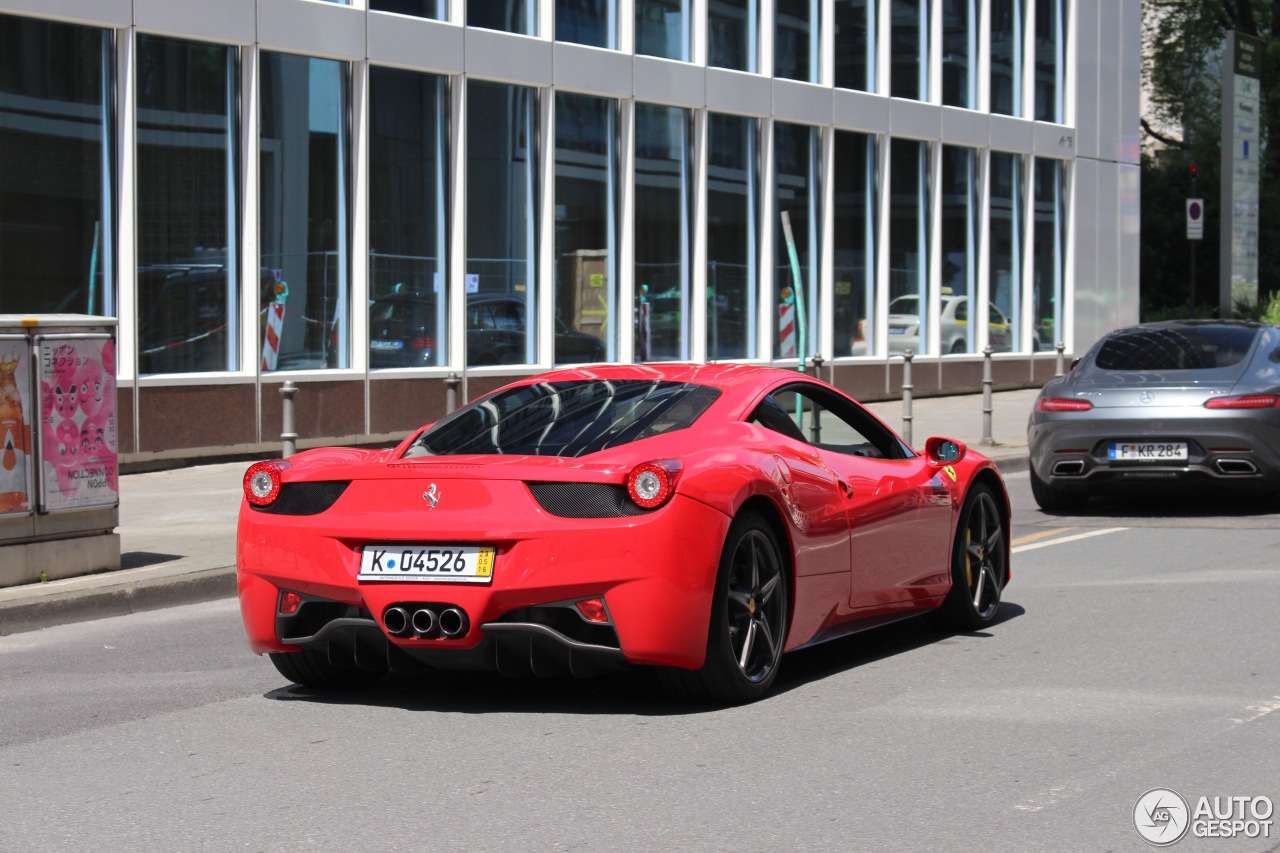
[954,299,968,322]
[750,384,909,460]
[989,304,1005,326]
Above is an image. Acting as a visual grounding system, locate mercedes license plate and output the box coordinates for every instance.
[1108,442,1188,462]
[358,545,494,583]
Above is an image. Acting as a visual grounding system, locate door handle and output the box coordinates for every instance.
[839,480,854,498]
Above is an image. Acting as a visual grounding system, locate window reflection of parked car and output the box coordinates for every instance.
[369,293,606,368]
[850,294,1012,355]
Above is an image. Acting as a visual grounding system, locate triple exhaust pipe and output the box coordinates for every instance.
[383,605,469,639]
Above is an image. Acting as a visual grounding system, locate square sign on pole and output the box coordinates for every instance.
[1187,199,1205,240]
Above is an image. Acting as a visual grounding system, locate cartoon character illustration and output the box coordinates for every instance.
[46,417,84,498]
[75,358,104,417]
[43,351,79,421]
[0,354,29,513]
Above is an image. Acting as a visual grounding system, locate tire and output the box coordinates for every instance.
[939,484,1008,631]
[658,510,789,704]
[269,649,386,689]
[1029,465,1087,512]
[949,339,966,354]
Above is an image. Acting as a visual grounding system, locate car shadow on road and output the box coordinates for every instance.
[262,602,1025,715]
[768,602,1026,698]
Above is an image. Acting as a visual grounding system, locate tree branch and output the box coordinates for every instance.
[1141,118,1189,149]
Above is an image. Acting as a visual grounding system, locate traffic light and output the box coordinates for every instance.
[1189,162,1199,179]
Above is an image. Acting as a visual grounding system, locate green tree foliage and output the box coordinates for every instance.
[1142,0,1278,317]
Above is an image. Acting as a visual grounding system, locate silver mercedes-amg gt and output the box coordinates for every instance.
[1028,320,1280,511]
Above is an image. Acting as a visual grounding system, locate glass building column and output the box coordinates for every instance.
[465,80,539,367]
[706,112,758,360]
[987,150,1023,352]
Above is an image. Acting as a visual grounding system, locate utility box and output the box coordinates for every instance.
[0,315,120,587]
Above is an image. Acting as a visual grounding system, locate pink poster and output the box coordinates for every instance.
[0,337,32,514]
[38,337,118,512]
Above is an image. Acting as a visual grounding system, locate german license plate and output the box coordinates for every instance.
[370,340,403,350]
[358,545,495,583]
[889,326,908,335]
[1108,442,1188,462]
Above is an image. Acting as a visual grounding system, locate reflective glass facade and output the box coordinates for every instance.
[0,0,1124,458]
[775,0,819,84]
[940,146,977,354]
[834,0,875,92]
[557,0,615,48]
[834,132,875,358]
[1034,158,1064,351]
[0,14,112,317]
[1035,0,1065,123]
[636,0,689,60]
[136,35,237,374]
[469,0,537,35]
[941,0,976,109]
[708,0,757,72]
[773,122,820,360]
[370,0,446,18]
[888,138,929,354]
[634,104,692,361]
[991,0,1023,116]
[467,81,538,366]
[989,152,1023,352]
[707,113,757,360]
[259,52,350,372]
[890,0,928,101]
[553,92,615,364]
[368,67,447,369]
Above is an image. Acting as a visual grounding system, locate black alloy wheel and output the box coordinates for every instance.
[1029,465,1087,512]
[940,484,1007,630]
[658,510,789,704]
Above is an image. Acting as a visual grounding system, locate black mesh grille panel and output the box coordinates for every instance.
[526,482,649,518]
[251,481,351,516]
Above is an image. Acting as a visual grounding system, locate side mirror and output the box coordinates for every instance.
[926,436,967,465]
[1070,358,1080,371]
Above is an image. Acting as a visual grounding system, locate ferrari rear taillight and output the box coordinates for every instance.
[244,460,284,507]
[1037,397,1093,412]
[279,590,302,615]
[625,460,682,510]
[1204,394,1280,410]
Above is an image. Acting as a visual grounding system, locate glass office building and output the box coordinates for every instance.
[0,0,1140,461]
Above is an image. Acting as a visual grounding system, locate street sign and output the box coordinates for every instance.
[1187,199,1204,240]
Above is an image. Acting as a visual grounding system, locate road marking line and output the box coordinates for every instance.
[1230,696,1280,726]
[1012,527,1128,554]
[1011,527,1074,547]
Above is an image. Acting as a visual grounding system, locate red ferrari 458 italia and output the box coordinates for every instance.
[237,364,1011,703]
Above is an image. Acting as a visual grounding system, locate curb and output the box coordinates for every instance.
[0,566,237,637]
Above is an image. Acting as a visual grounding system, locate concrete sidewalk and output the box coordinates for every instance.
[0,388,1041,637]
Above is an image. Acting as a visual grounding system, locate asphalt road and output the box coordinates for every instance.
[2,473,1278,853]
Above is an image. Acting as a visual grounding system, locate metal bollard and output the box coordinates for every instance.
[901,349,914,448]
[981,346,995,447]
[279,381,298,457]
[810,352,825,381]
[445,372,462,414]
[1055,341,1065,378]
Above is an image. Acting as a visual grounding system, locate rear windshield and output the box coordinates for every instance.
[1094,325,1260,371]
[405,380,721,458]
